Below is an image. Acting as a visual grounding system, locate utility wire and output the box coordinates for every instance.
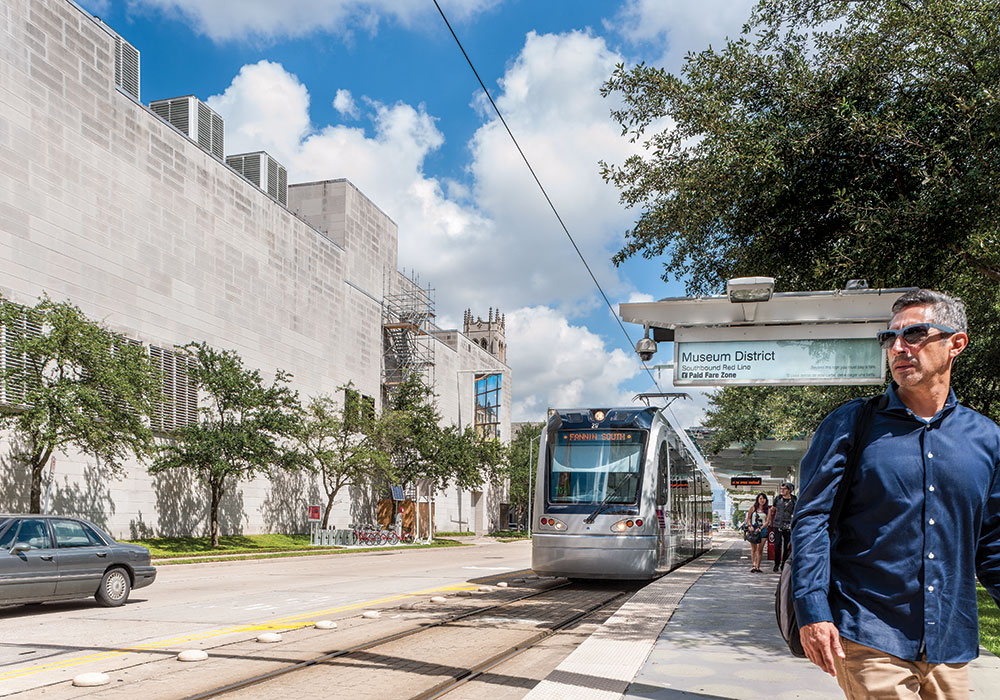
[431,0,665,396]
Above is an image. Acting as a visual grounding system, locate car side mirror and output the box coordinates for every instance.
[11,542,30,553]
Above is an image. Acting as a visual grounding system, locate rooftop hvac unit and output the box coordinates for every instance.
[94,19,140,101]
[226,151,288,205]
[149,96,225,160]
[113,34,140,100]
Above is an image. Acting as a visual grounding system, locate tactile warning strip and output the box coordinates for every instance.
[522,543,731,700]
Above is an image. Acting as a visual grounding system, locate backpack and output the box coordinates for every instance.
[775,393,887,657]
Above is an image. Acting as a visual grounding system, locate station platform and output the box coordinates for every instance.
[523,536,1000,699]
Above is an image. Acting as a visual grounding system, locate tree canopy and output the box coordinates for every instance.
[150,342,303,546]
[0,297,160,512]
[297,390,390,529]
[601,0,1000,440]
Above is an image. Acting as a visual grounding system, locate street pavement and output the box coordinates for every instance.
[0,538,532,696]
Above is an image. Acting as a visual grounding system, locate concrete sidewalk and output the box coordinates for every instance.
[525,538,1000,699]
[627,540,1000,699]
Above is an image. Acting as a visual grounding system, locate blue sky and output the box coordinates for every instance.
[77,0,757,424]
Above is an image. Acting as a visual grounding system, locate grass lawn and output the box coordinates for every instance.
[123,533,466,563]
[978,584,1000,656]
[491,530,531,541]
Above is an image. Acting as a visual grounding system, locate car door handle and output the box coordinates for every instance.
[39,555,53,561]
[96,552,108,557]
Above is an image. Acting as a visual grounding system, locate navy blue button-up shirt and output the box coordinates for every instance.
[792,383,1000,663]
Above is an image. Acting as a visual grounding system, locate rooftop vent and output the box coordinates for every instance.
[226,151,288,205]
[94,20,140,101]
[113,34,140,100]
[149,96,224,160]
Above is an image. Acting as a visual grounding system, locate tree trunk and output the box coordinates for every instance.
[29,460,43,514]
[321,490,335,530]
[210,481,222,547]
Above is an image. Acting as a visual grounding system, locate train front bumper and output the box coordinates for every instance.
[531,533,658,580]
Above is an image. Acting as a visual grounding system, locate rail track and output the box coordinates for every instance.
[182,579,635,700]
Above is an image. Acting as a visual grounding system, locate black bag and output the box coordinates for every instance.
[775,393,887,657]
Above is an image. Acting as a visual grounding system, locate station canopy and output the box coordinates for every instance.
[621,281,914,493]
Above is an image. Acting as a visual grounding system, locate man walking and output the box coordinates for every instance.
[771,482,795,572]
[792,289,1000,699]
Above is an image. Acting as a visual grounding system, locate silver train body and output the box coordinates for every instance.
[531,406,712,579]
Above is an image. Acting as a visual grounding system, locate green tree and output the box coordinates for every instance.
[506,423,543,530]
[601,0,1000,439]
[297,389,391,530]
[380,372,450,487]
[150,342,303,546]
[380,372,508,535]
[0,297,160,513]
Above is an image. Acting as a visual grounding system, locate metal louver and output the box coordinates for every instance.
[149,96,224,160]
[1,303,42,407]
[149,346,199,433]
[211,113,224,159]
[226,151,288,205]
[114,34,140,100]
[266,155,278,199]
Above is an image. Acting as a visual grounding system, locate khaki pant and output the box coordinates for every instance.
[833,638,969,700]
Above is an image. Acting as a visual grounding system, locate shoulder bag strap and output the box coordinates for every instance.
[829,393,888,528]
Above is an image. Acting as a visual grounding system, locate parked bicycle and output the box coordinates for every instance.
[349,524,399,546]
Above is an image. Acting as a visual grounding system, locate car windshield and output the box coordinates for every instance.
[548,430,646,504]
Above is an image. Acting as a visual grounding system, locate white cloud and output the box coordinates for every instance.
[506,307,641,421]
[203,35,717,425]
[205,32,647,320]
[624,292,655,304]
[333,90,360,120]
[611,0,755,71]
[127,0,501,42]
[206,60,311,164]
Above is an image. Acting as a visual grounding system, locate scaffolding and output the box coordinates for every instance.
[381,272,436,393]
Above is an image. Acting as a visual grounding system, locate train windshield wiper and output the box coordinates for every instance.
[584,472,636,524]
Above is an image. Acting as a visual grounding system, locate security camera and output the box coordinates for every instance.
[636,336,657,362]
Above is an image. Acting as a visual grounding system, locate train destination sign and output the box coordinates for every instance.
[556,431,642,445]
[731,476,762,487]
[674,337,883,386]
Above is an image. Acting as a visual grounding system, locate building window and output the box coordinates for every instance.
[474,373,501,439]
[149,346,199,433]
[0,302,42,407]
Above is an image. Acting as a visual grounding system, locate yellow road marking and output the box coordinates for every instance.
[0,580,492,681]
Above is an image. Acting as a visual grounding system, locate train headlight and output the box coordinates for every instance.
[611,519,642,533]
[540,517,566,531]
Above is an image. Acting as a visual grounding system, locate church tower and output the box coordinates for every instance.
[463,307,507,363]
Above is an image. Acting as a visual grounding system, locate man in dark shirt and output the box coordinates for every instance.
[792,289,1000,699]
[771,482,795,572]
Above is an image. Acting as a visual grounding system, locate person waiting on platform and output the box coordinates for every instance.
[771,482,796,572]
[745,493,770,573]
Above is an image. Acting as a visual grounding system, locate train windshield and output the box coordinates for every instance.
[548,430,646,504]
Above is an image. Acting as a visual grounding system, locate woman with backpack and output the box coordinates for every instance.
[745,492,770,572]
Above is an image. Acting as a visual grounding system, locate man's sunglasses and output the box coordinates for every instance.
[876,323,958,349]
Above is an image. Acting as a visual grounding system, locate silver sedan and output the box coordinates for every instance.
[0,514,156,607]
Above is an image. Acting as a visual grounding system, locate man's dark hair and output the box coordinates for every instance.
[891,289,967,334]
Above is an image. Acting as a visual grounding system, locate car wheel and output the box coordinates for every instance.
[96,567,132,607]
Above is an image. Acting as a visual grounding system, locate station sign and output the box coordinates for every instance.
[307,504,322,521]
[673,324,885,386]
[731,476,762,487]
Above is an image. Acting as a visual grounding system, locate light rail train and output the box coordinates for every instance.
[531,402,713,579]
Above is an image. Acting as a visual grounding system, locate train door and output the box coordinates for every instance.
[655,440,670,571]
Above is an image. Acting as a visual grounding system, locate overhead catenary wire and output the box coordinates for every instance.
[431,0,665,396]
